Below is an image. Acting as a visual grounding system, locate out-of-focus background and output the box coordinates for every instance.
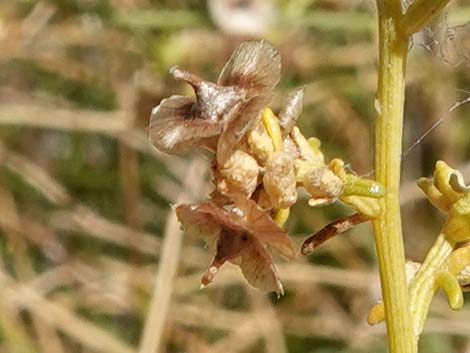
[0,1,469,352]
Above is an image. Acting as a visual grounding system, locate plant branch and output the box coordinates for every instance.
[400,0,453,37]
[408,233,455,336]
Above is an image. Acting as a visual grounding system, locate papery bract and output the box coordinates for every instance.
[149,40,281,162]
[176,198,294,295]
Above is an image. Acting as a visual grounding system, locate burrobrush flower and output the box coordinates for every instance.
[149,39,385,294]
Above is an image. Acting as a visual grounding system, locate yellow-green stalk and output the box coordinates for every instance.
[373,1,415,352]
[373,0,455,351]
[400,0,453,37]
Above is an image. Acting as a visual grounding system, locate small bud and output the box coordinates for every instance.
[263,152,297,209]
[283,136,300,160]
[304,167,343,201]
[247,120,274,162]
[291,127,324,165]
[216,150,260,198]
[343,175,386,198]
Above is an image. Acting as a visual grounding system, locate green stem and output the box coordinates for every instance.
[373,1,416,352]
[408,233,454,336]
[399,0,453,37]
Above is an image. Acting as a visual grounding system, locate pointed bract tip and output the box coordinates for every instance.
[276,283,285,298]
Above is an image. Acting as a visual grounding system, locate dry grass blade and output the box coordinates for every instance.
[247,289,287,353]
[138,157,207,353]
[20,218,67,263]
[170,302,254,331]
[0,141,71,205]
[210,322,260,353]
[0,105,192,183]
[0,299,40,353]
[170,327,212,353]
[0,271,135,353]
[0,141,162,256]
[170,302,372,341]
[0,103,126,134]
[51,206,160,255]
[281,314,360,340]
[0,183,66,353]
[173,263,376,296]
[279,263,375,289]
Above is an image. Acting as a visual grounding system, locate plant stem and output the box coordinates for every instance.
[400,0,453,37]
[408,233,454,336]
[373,1,416,352]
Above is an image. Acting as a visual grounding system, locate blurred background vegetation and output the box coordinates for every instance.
[0,0,469,352]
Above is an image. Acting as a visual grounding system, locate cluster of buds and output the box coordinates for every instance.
[149,40,385,295]
[418,161,470,245]
[368,161,470,335]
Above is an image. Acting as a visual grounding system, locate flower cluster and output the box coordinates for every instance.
[418,161,470,245]
[149,40,385,295]
[368,161,470,334]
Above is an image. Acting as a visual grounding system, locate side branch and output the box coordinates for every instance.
[399,0,453,37]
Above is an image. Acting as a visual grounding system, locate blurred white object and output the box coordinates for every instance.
[208,0,275,37]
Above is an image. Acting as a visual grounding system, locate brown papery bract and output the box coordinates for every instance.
[176,198,294,295]
[148,40,281,162]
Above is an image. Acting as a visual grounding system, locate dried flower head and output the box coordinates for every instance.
[176,198,294,295]
[149,40,281,162]
[149,39,386,295]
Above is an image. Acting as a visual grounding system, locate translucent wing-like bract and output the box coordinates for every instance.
[216,94,272,165]
[238,197,295,259]
[278,87,304,135]
[149,96,222,154]
[218,40,281,94]
[176,200,289,294]
[240,243,284,295]
[176,203,222,244]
